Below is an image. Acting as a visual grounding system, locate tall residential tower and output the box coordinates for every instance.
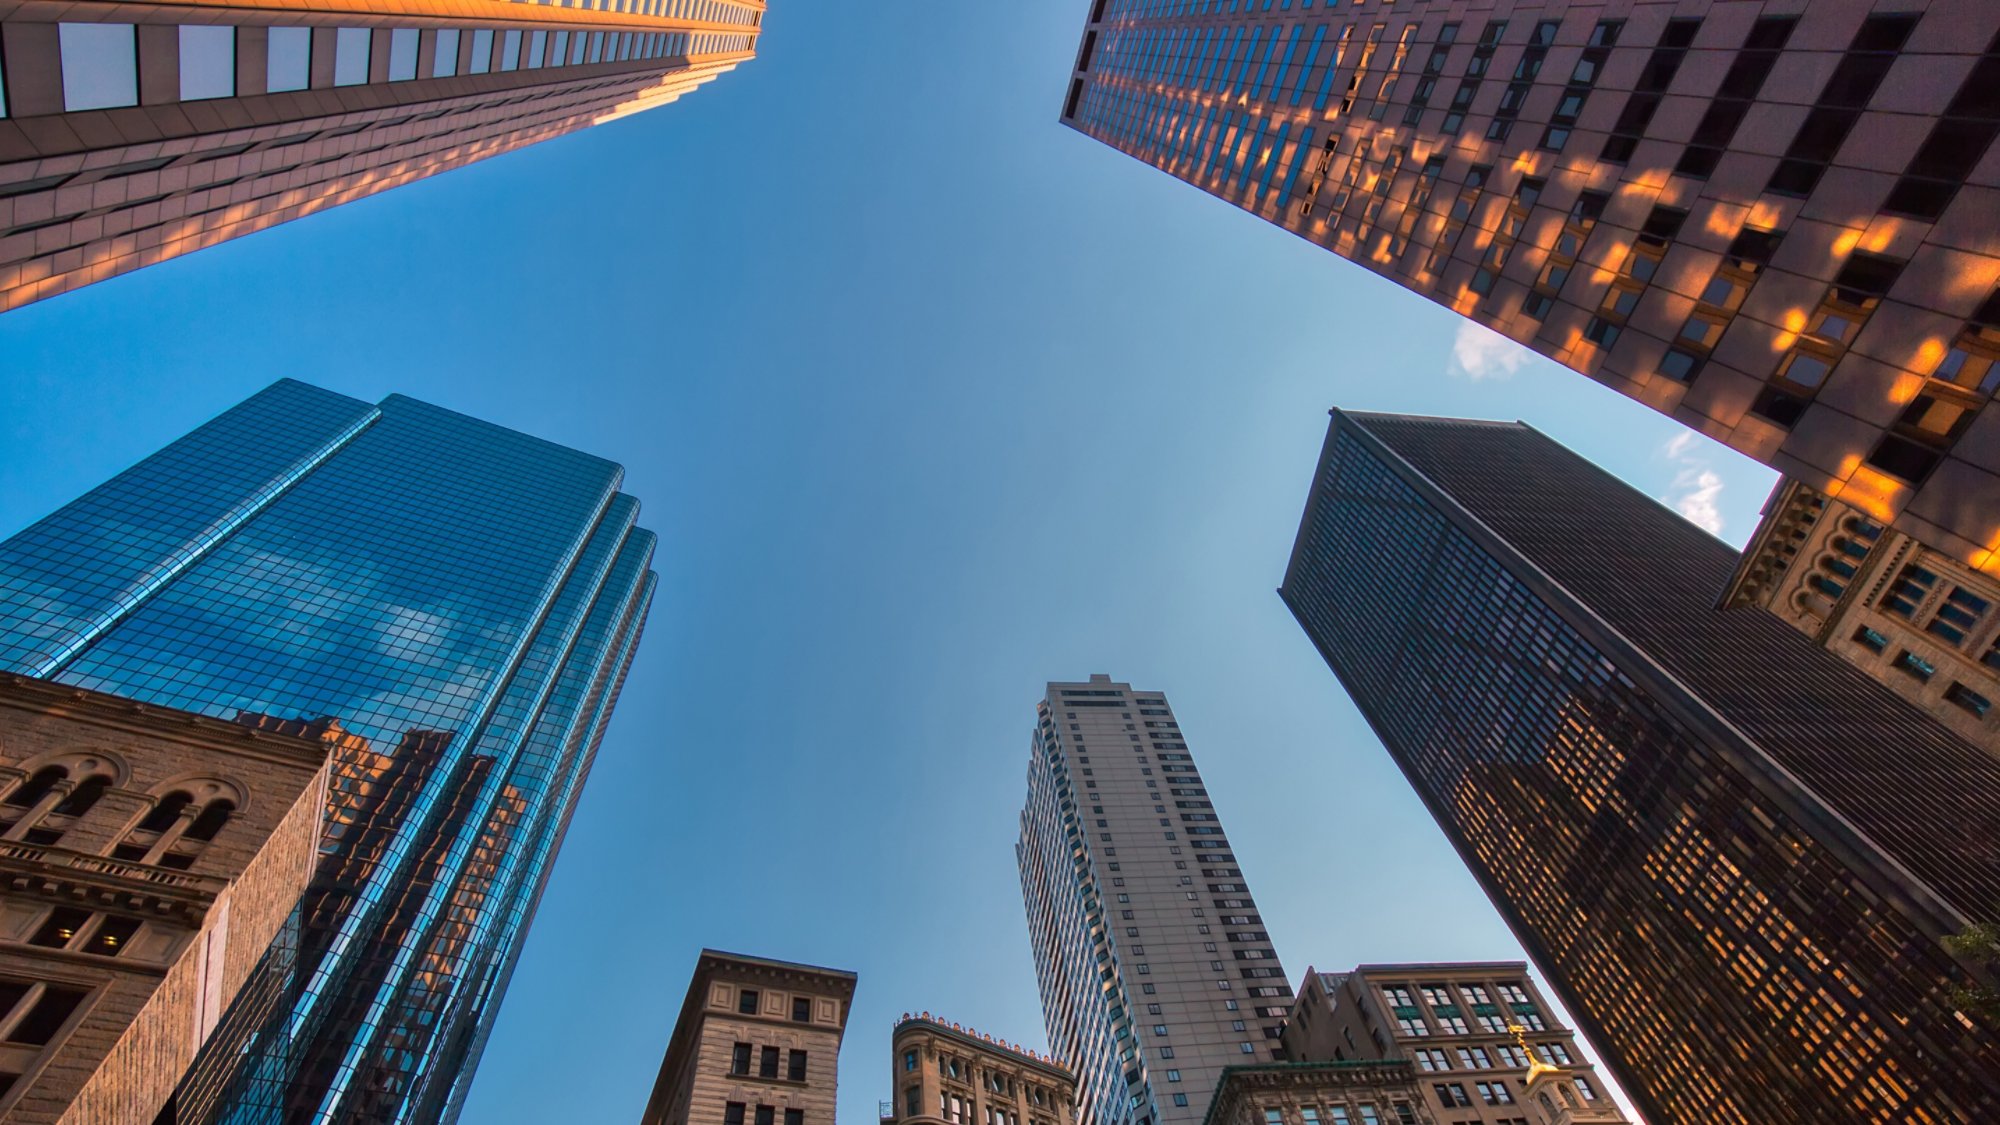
[0,0,761,311]
[1018,677,1290,1125]
[1060,0,2000,575]
[0,379,658,1123]
[1279,410,2000,1124]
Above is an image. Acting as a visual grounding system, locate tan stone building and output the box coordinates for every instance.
[641,950,856,1125]
[0,673,329,1124]
[0,0,761,311]
[885,1014,1076,1125]
[1283,966,1624,1125]
[1202,1059,1436,1125]
[1725,477,2000,750]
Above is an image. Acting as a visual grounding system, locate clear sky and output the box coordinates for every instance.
[0,2,1774,1122]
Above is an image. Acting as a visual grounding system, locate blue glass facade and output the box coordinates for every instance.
[0,380,657,1124]
[1279,411,2000,1125]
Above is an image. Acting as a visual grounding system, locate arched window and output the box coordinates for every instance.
[112,788,236,870]
[19,774,113,846]
[2,766,68,814]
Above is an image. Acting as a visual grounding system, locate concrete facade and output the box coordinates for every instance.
[1284,966,1624,1125]
[1201,1060,1436,1125]
[885,1015,1076,1125]
[0,674,328,1125]
[641,950,856,1125]
[0,0,762,311]
[1018,677,1291,1125]
[1725,476,2000,749]
[1062,0,2000,576]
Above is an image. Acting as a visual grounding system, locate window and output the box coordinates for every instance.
[1173,1095,1189,1107]
[59,23,139,111]
[1946,682,1993,718]
[1435,1083,1471,1107]
[740,989,761,1015]
[1574,1077,1599,1101]
[726,1104,747,1125]
[786,1112,803,1125]
[789,1050,808,1081]
[1167,1070,1181,1082]
[177,25,237,100]
[756,1107,776,1125]
[732,1043,752,1075]
[793,997,812,1022]
[333,27,371,87]
[759,1046,779,1078]
[906,1089,921,1118]
[1476,1082,1514,1106]
[1534,1043,1572,1065]
[1414,1048,1450,1071]
[904,1051,918,1072]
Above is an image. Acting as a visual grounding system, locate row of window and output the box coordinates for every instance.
[1261,1102,1419,1125]
[1409,1042,1572,1072]
[20,20,745,118]
[0,763,234,869]
[723,1104,802,1125]
[734,988,816,1022]
[0,977,92,1103]
[729,1043,808,1081]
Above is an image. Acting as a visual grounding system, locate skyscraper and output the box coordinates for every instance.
[0,1,761,311]
[1059,0,2000,575]
[0,379,658,1123]
[1278,409,2000,1124]
[1018,676,1291,1125]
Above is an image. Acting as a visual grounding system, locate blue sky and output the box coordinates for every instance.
[0,2,1774,1121]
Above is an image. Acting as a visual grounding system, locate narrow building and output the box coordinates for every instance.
[641,950,855,1125]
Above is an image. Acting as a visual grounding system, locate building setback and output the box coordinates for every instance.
[640,950,855,1125]
[0,379,658,1123]
[1059,0,2000,575]
[1285,965,1625,1125]
[1278,409,2000,1124]
[884,1014,1076,1125]
[0,0,761,311]
[1018,677,1291,1125]
[0,676,328,1125]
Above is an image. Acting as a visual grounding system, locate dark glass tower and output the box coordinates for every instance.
[1279,410,2000,1125]
[0,379,657,1123]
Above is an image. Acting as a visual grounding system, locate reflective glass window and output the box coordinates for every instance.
[388,28,420,81]
[59,23,139,111]
[267,27,311,92]
[469,29,494,74]
[179,26,236,101]
[333,27,371,87]
[434,29,461,77]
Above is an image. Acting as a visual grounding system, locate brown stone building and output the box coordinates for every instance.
[1201,1059,1436,1125]
[1724,477,2000,749]
[641,950,856,1125]
[885,1014,1076,1125]
[0,674,328,1124]
[1283,966,1624,1125]
[1062,0,2000,575]
[0,0,762,311]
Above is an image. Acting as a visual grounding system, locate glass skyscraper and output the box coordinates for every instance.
[1279,410,2000,1124]
[1017,677,1290,1125]
[0,379,658,1123]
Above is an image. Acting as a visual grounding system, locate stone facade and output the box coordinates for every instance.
[1284,966,1625,1125]
[886,1015,1075,1125]
[1201,1059,1436,1125]
[1724,476,2000,750]
[0,674,328,1124]
[641,950,856,1125]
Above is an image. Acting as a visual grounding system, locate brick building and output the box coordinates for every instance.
[641,950,856,1125]
[884,1014,1076,1125]
[0,674,328,1124]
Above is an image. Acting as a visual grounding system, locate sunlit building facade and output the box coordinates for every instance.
[884,1014,1076,1125]
[0,379,658,1123]
[0,0,762,311]
[1279,410,2000,1124]
[1723,477,2000,750]
[1061,0,2000,575]
[1017,677,1291,1125]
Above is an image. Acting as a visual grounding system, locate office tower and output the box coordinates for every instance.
[1278,409,2000,1124]
[0,379,658,1123]
[0,675,328,1125]
[1203,1058,1434,1125]
[1017,676,1291,1125]
[1724,478,2000,750]
[1059,0,2000,573]
[885,1013,1075,1125]
[0,1,762,312]
[1285,965,1626,1125]
[640,950,855,1125]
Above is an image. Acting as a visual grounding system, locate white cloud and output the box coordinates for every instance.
[1659,431,1725,535]
[1448,321,1531,381]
